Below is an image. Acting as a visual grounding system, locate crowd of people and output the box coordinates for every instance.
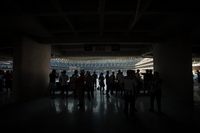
[49,69,162,114]
[0,70,13,94]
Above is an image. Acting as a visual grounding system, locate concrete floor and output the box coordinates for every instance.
[0,88,199,133]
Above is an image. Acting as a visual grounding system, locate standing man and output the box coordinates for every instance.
[124,70,137,116]
[70,70,79,98]
[106,71,111,97]
[92,71,98,90]
[149,71,162,113]
[196,70,200,84]
[49,69,58,97]
[76,70,86,109]
[59,70,69,97]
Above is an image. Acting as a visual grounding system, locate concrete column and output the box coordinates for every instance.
[153,42,193,120]
[13,37,51,101]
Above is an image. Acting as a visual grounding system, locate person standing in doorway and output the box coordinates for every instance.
[149,71,162,113]
[196,70,200,84]
[59,70,69,98]
[124,70,137,116]
[92,71,98,90]
[49,69,58,97]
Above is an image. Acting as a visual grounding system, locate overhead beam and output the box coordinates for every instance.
[129,0,152,31]
[7,11,192,16]
[34,32,160,44]
[50,29,153,34]
[51,0,77,35]
[129,0,141,31]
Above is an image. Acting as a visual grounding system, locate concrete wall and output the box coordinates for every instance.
[13,37,51,101]
[153,42,193,121]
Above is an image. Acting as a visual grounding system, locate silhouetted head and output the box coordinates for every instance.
[6,70,10,74]
[62,70,66,74]
[149,70,153,74]
[106,71,109,74]
[74,70,78,74]
[127,70,131,77]
[80,70,85,76]
[131,70,135,77]
[86,71,90,76]
[52,69,56,74]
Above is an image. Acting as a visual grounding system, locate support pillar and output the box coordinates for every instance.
[13,37,51,101]
[153,42,193,120]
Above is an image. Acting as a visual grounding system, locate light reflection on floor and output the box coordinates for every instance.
[50,91,125,115]
[0,87,199,132]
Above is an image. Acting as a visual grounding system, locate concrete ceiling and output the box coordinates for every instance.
[0,0,200,57]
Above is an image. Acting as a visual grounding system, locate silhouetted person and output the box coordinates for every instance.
[99,73,105,94]
[76,70,86,109]
[59,70,69,97]
[149,71,162,113]
[106,71,111,97]
[124,70,137,116]
[110,72,115,95]
[85,71,94,100]
[196,70,200,84]
[49,69,58,97]
[143,69,153,94]
[116,70,124,96]
[92,71,98,89]
[70,70,79,98]
[135,69,143,95]
[0,70,4,92]
[143,70,148,94]
[5,70,12,94]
